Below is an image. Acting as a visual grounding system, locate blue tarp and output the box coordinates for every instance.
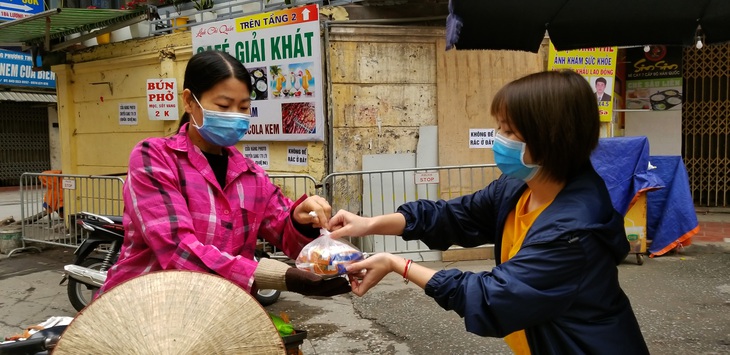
[645,156,698,255]
[590,136,698,256]
[590,136,663,215]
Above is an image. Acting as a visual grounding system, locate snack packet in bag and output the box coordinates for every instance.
[295,228,364,278]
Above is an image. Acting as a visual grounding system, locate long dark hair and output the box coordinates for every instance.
[178,51,253,130]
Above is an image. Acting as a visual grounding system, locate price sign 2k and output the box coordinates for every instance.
[146,79,179,121]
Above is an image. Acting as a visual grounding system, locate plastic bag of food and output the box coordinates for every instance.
[295,229,364,278]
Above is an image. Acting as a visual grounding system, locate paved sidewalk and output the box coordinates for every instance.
[696,212,730,243]
[1,186,729,353]
[1,243,729,354]
[0,188,21,224]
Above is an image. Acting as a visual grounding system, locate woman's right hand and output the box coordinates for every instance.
[328,210,372,239]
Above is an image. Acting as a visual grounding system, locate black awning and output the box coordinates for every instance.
[700,0,730,44]
[446,0,568,52]
[446,0,727,52]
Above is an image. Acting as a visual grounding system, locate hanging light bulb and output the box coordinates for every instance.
[643,45,651,52]
[696,36,703,49]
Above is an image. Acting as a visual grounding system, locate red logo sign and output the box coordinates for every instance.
[195,24,235,37]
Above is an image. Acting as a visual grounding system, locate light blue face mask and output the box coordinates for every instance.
[492,133,541,181]
[191,95,251,147]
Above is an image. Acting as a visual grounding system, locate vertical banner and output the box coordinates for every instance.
[625,45,682,111]
[548,42,618,122]
[191,4,324,141]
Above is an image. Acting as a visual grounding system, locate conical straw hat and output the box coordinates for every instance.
[54,270,286,355]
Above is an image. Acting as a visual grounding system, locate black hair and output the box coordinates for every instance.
[177,51,253,130]
[491,70,600,182]
[595,77,607,85]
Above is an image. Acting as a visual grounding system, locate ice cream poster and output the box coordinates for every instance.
[548,42,618,123]
[191,4,324,141]
[625,45,682,111]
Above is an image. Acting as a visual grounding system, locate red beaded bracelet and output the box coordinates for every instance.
[403,259,413,284]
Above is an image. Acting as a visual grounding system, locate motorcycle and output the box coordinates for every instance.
[60,212,280,311]
[0,325,65,355]
[60,212,124,312]
[253,248,281,306]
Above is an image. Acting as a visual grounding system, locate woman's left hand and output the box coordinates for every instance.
[345,253,398,296]
[293,195,332,229]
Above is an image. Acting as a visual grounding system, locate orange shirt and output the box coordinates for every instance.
[501,188,553,355]
[39,170,63,213]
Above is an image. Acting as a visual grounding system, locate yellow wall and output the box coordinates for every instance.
[329,25,441,173]
[326,26,442,213]
[53,31,326,181]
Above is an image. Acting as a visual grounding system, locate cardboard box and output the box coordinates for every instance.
[442,246,494,262]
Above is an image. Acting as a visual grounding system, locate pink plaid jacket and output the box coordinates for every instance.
[100,124,315,294]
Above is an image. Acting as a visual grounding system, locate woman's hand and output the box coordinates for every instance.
[328,209,373,239]
[345,253,398,296]
[293,195,332,229]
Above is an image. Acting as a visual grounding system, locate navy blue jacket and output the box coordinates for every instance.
[397,166,649,354]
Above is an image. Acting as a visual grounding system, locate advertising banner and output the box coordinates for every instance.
[548,43,618,122]
[0,0,44,22]
[625,45,682,111]
[0,49,56,89]
[191,4,324,141]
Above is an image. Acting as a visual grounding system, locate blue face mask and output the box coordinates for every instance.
[191,95,251,147]
[492,133,541,181]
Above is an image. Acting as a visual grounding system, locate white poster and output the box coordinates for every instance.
[242,144,270,168]
[469,129,496,149]
[414,172,439,185]
[62,179,76,190]
[146,78,179,121]
[287,146,308,166]
[191,4,324,141]
[119,103,138,125]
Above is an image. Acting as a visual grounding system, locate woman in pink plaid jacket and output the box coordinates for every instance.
[100,51,349,298]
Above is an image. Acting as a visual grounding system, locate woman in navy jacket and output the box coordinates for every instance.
[331,70,649,354]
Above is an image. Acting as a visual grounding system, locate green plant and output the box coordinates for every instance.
[172,0,191,14]
[193,0,213,10]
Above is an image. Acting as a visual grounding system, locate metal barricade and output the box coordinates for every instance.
[321,164,500,260]
[268,174,321,201]
[14,166,498,258]
[262,174,320,259]
[19,172,125,248]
